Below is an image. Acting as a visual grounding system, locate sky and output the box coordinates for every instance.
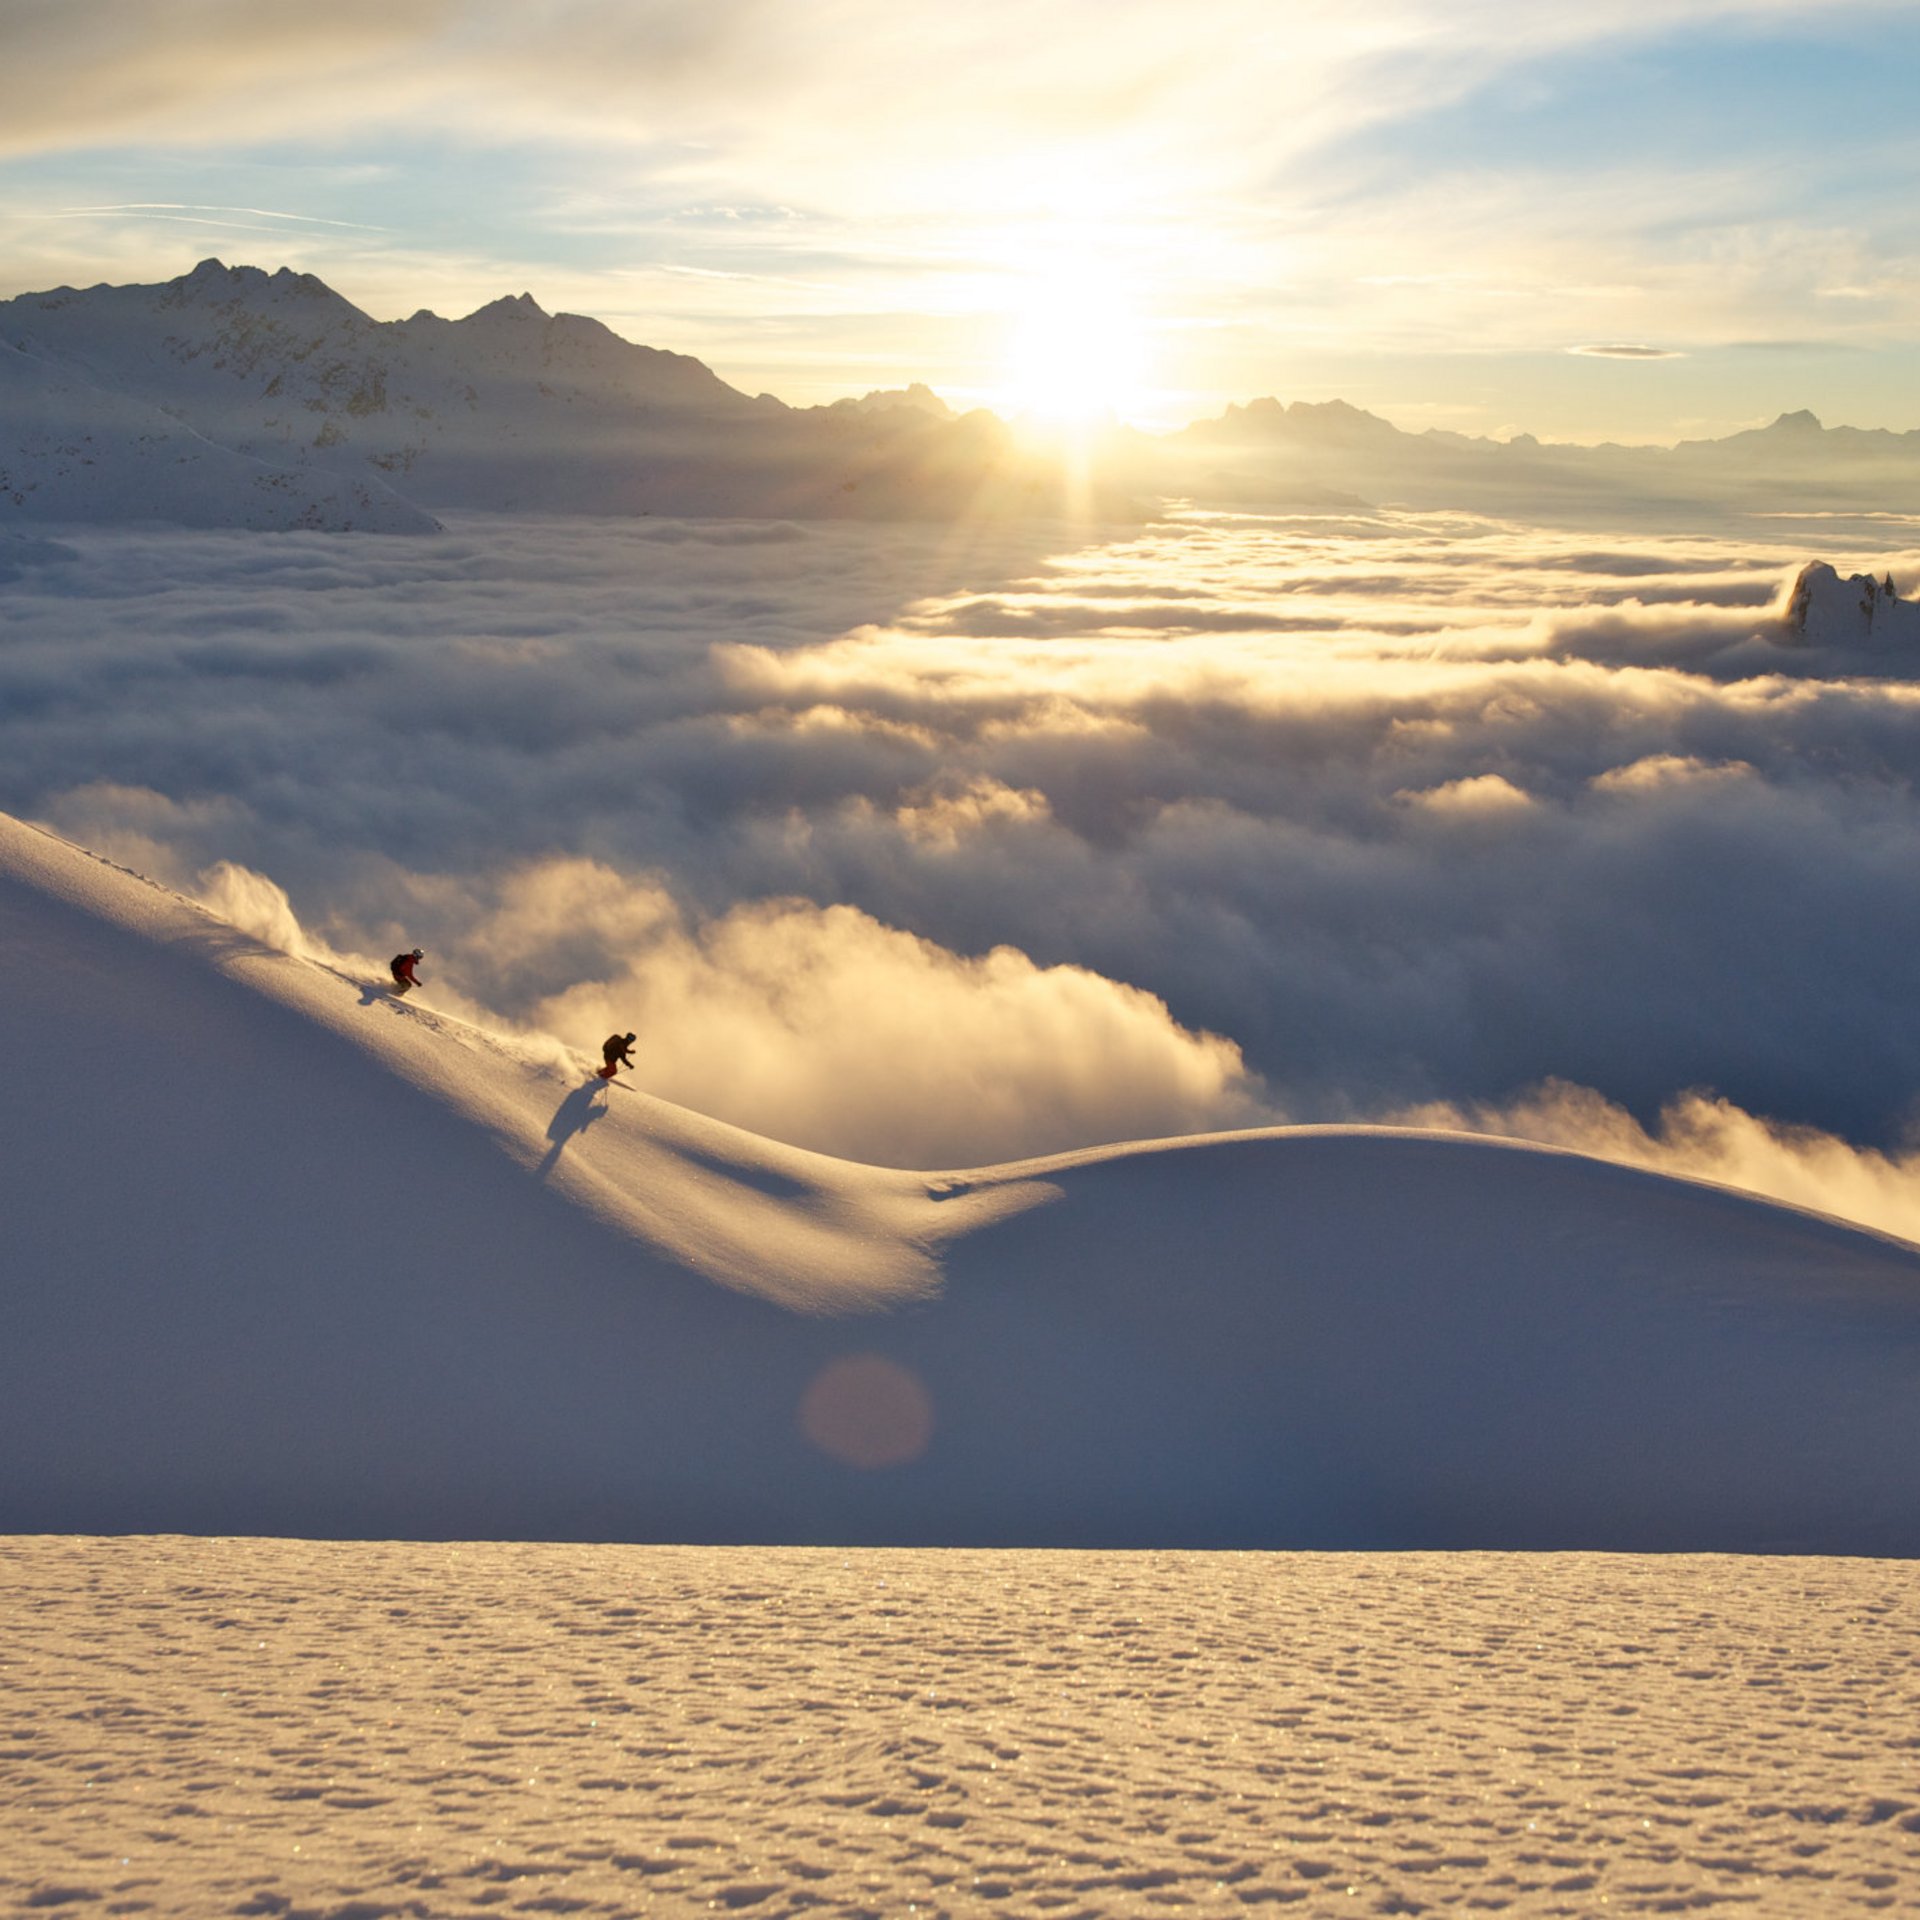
[3,0,1918,438]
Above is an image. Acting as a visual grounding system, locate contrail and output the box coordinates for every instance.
[39,202,391,232]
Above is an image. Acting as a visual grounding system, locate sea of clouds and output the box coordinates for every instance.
[7,506,1920,1227]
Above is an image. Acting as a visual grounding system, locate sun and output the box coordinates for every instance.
[997,268,1152,430]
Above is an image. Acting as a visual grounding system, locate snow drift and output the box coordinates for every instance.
[3,808,1918,1552]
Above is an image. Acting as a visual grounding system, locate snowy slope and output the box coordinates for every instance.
[0,340,438,533]
[4,808,1919,1550]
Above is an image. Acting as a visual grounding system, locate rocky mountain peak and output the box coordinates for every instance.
[1785,560,1920,649]
[465,292,550,324]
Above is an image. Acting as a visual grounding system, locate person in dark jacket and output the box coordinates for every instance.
[598,1031,637,1080]
[390,947,424,994]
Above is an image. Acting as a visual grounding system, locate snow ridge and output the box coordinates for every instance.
[5,807,1920,1549]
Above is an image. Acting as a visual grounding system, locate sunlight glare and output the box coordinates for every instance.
[999,264,1152,430]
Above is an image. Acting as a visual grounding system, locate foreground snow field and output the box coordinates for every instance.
[5,807,1920,1550]
[4,1537,1918,1918]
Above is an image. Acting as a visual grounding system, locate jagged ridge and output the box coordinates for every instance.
[0,260,1136,527]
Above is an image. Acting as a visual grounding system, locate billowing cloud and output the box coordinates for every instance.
[1589,753,1754,792]
[508,862,1267,1166]
[179,846,1271,1167]
[1,1,1845,169]
[0,0,456,155]
[1397,773,1534,814]
[11,505,1920,1195]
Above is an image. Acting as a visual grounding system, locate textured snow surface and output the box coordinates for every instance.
[0,339,439,533]
[4,1537,1919,1917]
[6,808,1920,1549]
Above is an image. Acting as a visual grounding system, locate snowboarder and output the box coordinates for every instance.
[390,947,424,995]
[598,1032,637,1080]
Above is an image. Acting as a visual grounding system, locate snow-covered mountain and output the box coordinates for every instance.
[1786,559,1920,650]
[823,382,957,421]
[12,261,1919,535]
[0,261,1129,529]
[0,336,437,533]
[1157,397,1920,524]
[6,806,1919,1550]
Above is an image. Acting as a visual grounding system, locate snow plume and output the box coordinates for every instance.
[29,782,239,893]
[193,859,310,957]
[115,824,1267,1167]
[1396,1080,1920,1248]
[38,789,335,969]
[401,855,1270,1166]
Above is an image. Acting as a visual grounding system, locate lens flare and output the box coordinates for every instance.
[799,1353,935,1469]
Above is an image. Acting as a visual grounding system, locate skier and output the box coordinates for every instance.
[598,1031,637,1080]
[390,947,424,995]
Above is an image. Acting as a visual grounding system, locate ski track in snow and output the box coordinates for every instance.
[4,1539,1918,1918]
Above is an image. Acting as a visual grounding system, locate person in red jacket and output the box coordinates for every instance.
[390,947,424,995]
[598,1032,637,1080]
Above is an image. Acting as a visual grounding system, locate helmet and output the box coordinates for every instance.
[625,1032,636,1042]
[411,948,425,959]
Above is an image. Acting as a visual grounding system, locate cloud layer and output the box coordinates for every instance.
[4,2,1828,165]
[8,506,1920,1212]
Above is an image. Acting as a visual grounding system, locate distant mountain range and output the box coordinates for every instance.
[4,260,1920,534]
[0,261,1127,532]
[1149,395,1920,525]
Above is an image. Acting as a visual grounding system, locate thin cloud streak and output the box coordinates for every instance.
[1568,344,1685,359]
[39,204,394,232]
